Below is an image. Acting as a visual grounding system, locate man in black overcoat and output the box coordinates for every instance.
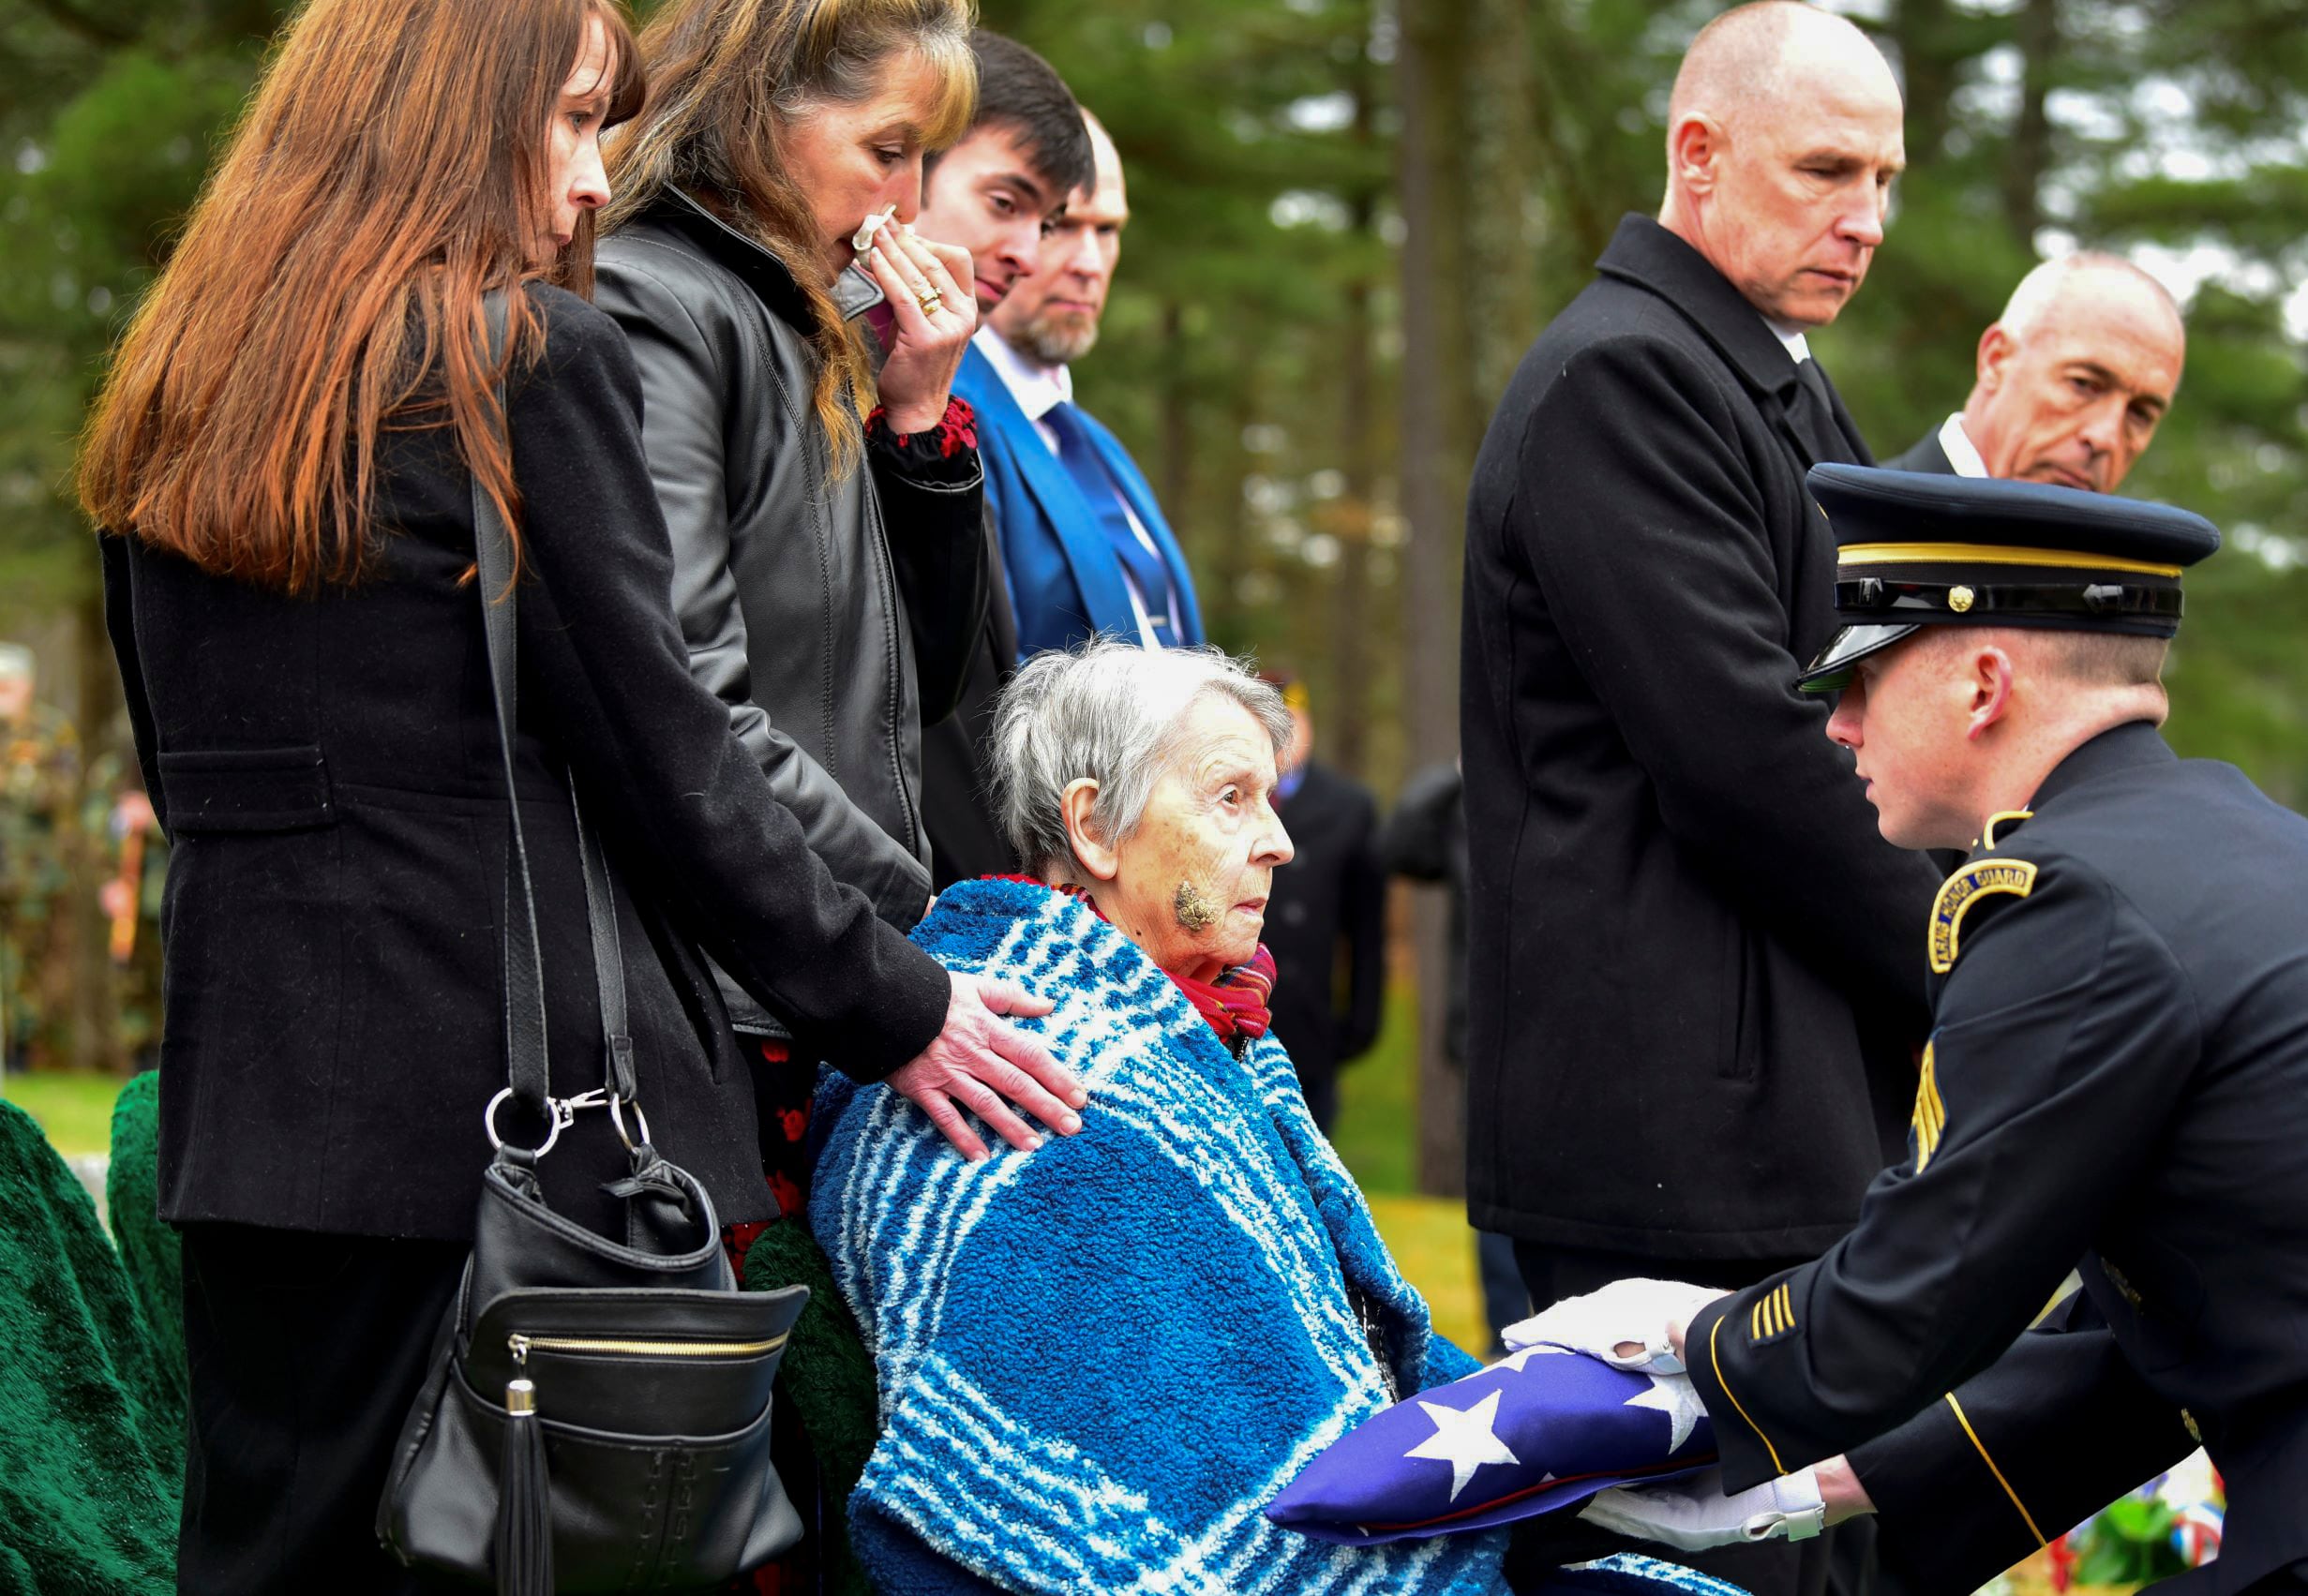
[1466,8,1943,1559]
[1887,253,2184,489]
[1463,2,1939,1314]
[1261,679,1386,1133]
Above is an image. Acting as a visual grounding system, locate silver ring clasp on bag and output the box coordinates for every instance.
[484,1087,652,1156]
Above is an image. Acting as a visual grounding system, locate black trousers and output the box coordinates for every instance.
[178,1222,470,1595]
[1513,1239,1877,1596]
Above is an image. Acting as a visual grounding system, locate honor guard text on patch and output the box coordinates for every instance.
[1929,858,2040,975]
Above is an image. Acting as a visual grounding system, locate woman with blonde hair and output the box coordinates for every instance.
[597,0,1039,1236]
[78,0,1078,1587]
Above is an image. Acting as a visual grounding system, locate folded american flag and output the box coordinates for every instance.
[1267,1345,1717,1544]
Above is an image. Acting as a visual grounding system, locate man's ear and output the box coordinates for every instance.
[1966,643,2017,740]
[1976,323,2016,392]
[1059,778,1119,883]
[1669,113,1723,195]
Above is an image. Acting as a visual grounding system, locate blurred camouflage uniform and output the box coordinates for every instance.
[86,751,168,1069]
[0,645,82,1069]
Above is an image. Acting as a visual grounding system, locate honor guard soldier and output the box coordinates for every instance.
[1512,466,2308,1593]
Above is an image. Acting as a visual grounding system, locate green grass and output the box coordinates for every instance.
[3,1070,127,1159]
[1328,982,1495,1357]
[1327,977,1419,1197]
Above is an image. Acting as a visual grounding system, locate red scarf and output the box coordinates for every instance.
[991,876,1277,1044]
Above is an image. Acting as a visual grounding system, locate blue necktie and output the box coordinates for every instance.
[1044,401,1177,641]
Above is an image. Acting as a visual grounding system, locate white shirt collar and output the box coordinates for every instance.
[973,325,1072,423]
[1763,317,1813,365]
[1937,412,1989,478]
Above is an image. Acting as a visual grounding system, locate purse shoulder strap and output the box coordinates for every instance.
[472,290,637,1122]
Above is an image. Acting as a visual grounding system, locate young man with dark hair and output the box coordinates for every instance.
[914,32,1098,886]
[916,32,1093,316]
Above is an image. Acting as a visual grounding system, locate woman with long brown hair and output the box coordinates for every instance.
[592,0,1006,1199]
[79,1,1079,1588]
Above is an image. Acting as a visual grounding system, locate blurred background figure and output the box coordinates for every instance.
[1380,759,1526,1353]
[94,772,164,1072]
[1259,674,1384,1133]
[0,644,81,1073]
[1889,253,2186,492]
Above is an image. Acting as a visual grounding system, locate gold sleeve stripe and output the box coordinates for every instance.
[1763,1293,1778,1336]
[1710,1314,1787,1475]
[1838,542,2181,578]
[1945,1393,2046,1547]
[1751,1300,1764,1340]
[1778,1284,1795,1332]
[1912,1044,1947,1172]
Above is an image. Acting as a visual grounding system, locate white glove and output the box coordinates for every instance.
[1578,1466,1826,1550]
[1501,1277,1725,1374]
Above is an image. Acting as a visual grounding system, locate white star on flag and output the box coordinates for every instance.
[1624,1368,1707,1453]
[1403,1389,1521,1501]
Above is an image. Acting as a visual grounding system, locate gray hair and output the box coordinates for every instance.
[990,641,1294,880]
[1999,253,2184,343]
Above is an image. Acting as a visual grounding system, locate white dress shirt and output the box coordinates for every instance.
[1935,411,1989,478]
[972,326,1179,648]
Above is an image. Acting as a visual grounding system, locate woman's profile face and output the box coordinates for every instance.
[537,15,617,264]
[1098,696,1295,984]
[777,52,950,281]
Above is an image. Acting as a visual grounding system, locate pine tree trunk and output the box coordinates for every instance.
[2004,0,2059,241]
[1396,0,1476,1200]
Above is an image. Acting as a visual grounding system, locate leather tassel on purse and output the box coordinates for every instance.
[495,1354,552,1596]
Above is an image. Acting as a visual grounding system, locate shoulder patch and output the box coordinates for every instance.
[1929,858,2039,975]
[1979,810,2033,852]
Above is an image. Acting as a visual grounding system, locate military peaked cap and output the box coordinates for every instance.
[1797,465,2222,693]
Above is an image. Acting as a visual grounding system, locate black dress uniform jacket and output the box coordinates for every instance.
[1460,214,1942,1258]
[593,190,988,1028]
[103,285,954,1244]
[1688,723,2308,1594]
[1265,758,1387,1129]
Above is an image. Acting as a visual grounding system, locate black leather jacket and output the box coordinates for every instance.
[596,190,986,1032]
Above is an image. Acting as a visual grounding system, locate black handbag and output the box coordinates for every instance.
[377,302,807,1594]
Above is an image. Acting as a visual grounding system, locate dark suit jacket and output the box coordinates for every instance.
[1264,759,1386,1129]
[104,286,952,1243]
[1888,426,1958,475]
[953,342,1204,657]
[1377,763,1468,1066]
[922,513,1023,890]
[1460,214,1941,1260]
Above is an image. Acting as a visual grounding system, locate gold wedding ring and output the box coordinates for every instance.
[916,289,944,313]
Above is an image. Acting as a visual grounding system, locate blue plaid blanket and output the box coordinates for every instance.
[810,876,1510,1594]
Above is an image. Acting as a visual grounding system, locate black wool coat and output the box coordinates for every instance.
[1264,758,1387,1130]
[104,285,952,1244]
[1459,215,1943,1260]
